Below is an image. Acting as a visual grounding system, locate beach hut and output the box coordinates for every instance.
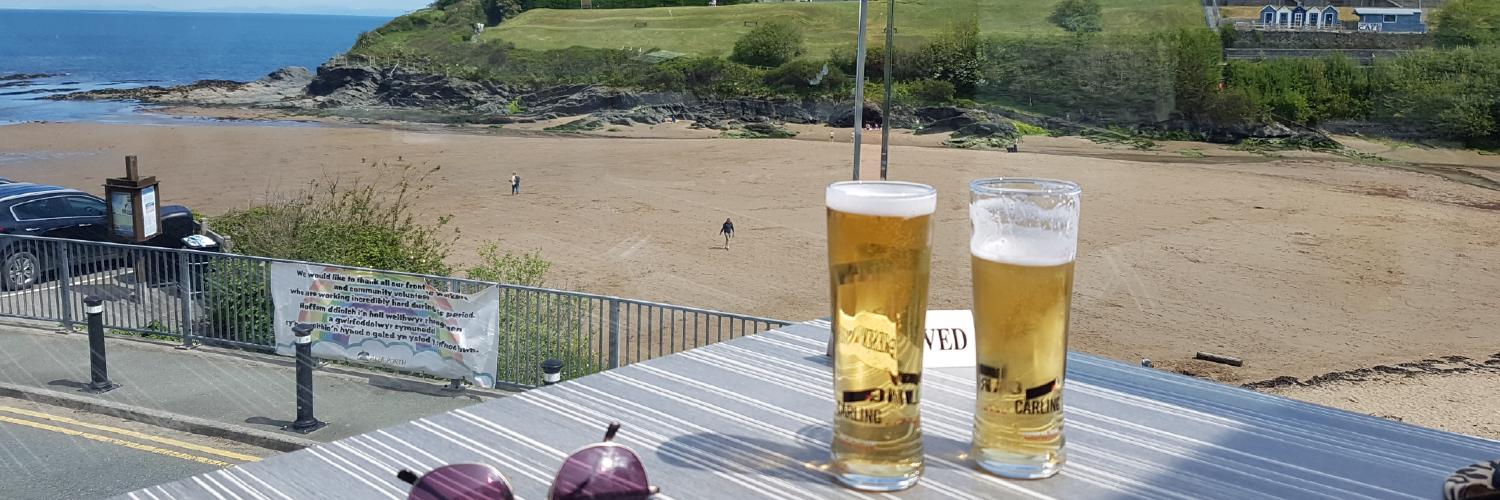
[1354,8,1426,33]
[1305,6,1337,28]
[1291,4,1309,26]
[1260,5,1278,26]
[1276,6,1293,27]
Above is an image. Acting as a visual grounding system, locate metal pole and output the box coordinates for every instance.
[879,0,895,181]
[287,323,326,434]
[850,0,871,181]
[176,249,194,350]
[58,243,74,332]
[84,297,118,393]
[607,299,622,369]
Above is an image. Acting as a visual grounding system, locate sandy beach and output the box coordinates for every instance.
[2,119,1498,433]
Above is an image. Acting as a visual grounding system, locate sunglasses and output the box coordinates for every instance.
[397,422,661,500]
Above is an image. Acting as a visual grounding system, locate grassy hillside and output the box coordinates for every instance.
[489,0,1205,56]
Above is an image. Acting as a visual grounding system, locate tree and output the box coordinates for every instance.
[1049,0,1104,34]
[918,21,984,95]
[730,22,805,67]
[1433,0,1500,48]
[481,0,523,26]
[1170,28,1225,122]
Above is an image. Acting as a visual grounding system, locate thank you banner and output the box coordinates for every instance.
[271,262,500,388]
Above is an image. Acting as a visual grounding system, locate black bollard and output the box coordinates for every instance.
[83,297,118,393]
[287,324,326,434]
[540,359,563,386]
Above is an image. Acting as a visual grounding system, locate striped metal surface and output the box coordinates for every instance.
[121,320,1500,499]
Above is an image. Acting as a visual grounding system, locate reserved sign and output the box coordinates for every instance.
[822,310,977,369]
[923,310,975,368]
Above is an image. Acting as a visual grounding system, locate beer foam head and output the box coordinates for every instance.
[826,181,937,218]
[970,191,1079,267]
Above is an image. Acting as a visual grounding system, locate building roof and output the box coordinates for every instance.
[1354,8,1422,15]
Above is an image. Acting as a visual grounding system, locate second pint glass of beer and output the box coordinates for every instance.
[826,181,936,491]
[968,178,1080,479]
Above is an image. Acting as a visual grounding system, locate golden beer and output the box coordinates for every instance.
[826,181,935,492]
[968,178,1080,479]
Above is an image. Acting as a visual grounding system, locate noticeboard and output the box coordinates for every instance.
[104,155,162,243]
[109,190,134,238]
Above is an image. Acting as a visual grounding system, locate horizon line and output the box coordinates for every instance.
[0,7,407,18]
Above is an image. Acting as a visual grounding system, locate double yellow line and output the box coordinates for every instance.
[0,405,261,467]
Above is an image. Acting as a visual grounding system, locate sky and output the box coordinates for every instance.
[0,0,431,16]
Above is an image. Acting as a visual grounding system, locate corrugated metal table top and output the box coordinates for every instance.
[123,320,1499,499]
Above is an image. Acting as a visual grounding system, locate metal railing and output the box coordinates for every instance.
[0,234,789,387]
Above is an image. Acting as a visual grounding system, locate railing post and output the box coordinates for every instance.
[57,242,74,332]
[607,299,621,369]
[176,249,194,350]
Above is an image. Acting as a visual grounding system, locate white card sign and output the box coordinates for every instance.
[824,310,977,369]
[923,310,976,368]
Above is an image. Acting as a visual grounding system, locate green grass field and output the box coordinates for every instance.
[488,0,1205,57]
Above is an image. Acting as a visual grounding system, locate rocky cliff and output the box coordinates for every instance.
[54,61,1319,145]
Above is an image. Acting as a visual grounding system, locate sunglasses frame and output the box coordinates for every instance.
[397,422,660,500]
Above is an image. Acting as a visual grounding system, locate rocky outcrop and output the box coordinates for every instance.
[301,63,518,110]
[0,73,63,81]
[48,61,1330,146]
[53,67,310,106]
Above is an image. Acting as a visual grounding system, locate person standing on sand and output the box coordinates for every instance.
[510,172,520,195]
[720,218,735,250]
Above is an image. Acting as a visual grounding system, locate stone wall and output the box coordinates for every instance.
[1226,29,1433,49]
[1215,0,1444,6]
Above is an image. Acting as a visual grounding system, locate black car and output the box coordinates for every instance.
[0,182,200,290]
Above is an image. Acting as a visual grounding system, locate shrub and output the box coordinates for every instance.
[203,259,274,346]
[917,21,984,96]
[730,22,805,68]
[209,162,455,276]
[465,242,601,383]
[664,56,768,96]
[1049,0,1103,34]
[466,243,550,286]
[1433,0,1500,48]
[829,44,926,83]
[1169,28,1226,122]
[1438,96,1498,138]
[1012,120,1050,136]
[1219,24,1237,49]
[907,79,955,104]
[982,33,1174,123]
[764,59,843,94]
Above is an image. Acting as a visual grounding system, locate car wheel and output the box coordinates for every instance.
[3,251,39,291]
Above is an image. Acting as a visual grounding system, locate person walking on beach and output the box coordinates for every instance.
[510,172,520,195]
[720,218,735,250]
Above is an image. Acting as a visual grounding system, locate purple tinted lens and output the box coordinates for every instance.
[407,464,515,500]
[549,445,652,500]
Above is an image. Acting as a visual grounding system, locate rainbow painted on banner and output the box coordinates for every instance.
[271,263,501,388]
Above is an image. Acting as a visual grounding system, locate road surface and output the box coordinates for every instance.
[0,397,274,499]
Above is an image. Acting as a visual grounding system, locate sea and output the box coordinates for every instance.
[0,9,391,125]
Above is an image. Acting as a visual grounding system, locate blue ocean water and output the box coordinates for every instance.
[0,9,391,124]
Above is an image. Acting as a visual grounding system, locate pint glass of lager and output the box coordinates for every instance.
[968,178,1080,479]
[826,181,936,491]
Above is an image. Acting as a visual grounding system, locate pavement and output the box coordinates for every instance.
[0,396,274,500]
[0,320,516,449]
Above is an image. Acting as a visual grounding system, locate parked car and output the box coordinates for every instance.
[0,182,200,290]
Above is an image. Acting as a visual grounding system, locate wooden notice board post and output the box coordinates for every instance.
[104,156,161,243]
[104,156,162,285]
